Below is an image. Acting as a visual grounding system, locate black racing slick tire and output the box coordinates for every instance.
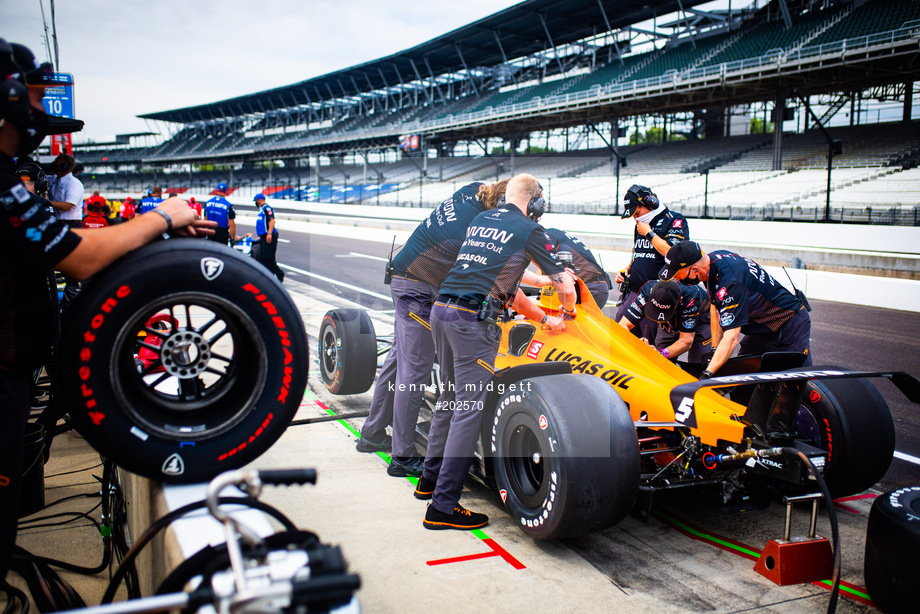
[864,486,920,613]
[491,374,639,540]
[318,309,377,395]
[58,239,307,483]
[795,368,895,498]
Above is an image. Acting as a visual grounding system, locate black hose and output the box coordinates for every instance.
[289,410,369,426]
[781,447,840,614]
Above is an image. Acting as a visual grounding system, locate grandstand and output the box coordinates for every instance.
[69,0,920,224]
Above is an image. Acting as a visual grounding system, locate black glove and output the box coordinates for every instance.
[699,370,714,380]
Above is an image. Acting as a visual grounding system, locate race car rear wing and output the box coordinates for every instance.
[667,369,920,431]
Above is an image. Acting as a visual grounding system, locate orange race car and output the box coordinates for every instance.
[319,275,920,540]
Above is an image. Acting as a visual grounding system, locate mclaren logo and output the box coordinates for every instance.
[201,257,224,280]
[161,453,185,476]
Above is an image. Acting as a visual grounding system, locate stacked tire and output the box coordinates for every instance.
[865,486,920,613]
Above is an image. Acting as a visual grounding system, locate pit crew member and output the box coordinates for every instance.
[356,180,510,480]
[137,186,163,215]
[253,193,283,281]
[47,153,83,227]
[614,184,688,327]
[204,182,236,246]
[0,38,214,589]
[659,241,812,378]
[543,227,612,308]
[82,195,109,228]
[618,279,712,364]
[421,173,574,531]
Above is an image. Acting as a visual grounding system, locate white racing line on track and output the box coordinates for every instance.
[279,263,393,302]
[894,451,920,465]
[335,252,389,262]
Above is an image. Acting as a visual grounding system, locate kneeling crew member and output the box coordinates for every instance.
[659,241,812,378]
[421,173,574,531]
[618,279,711,364]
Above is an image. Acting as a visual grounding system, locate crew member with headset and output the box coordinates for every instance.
[253,193,283,281]
[618,279,712,364]
[420,174,574,531]
[544,227,612,308]
[137,186,163,215]
[355,180,510,479]
[658,240,812,378]
[0,39,212,592]
[204,182,236,246]
[614,184,689,330]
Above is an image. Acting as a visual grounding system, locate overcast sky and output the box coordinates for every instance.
[3,0,524,143]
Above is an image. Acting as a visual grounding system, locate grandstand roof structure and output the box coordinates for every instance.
[139,0,711,124]
[79,0,920,168]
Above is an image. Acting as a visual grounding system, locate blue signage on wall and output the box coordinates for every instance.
[41,72,75,119]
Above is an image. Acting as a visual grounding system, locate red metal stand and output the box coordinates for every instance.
[754,492,834,585]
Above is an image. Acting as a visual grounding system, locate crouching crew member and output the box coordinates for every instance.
[659,241,812,378]
[618,279,712,364]
[421,174,574,531]
[544,227,612,308]
[614,184,688,327]
[356,180,509,479]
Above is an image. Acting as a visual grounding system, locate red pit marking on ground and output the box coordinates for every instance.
[832,493,878,514]
[426,538,525,570]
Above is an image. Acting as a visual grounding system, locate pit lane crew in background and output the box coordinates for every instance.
[137,186,163,215]
[15,158,50,205]
[82,195,109,229]
[356,180,510,481]
[47,153,84,227]
[0,38,215,590]
[614,184,688,329]
[188,196,202,219]
[420,173,574,531]
[543,227,612,308]
[119,196,136,222]
[659,241,812,379]
[618,279,712,364]
[253,193,283,282]
[204,182,236,246]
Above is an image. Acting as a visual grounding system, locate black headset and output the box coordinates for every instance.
[526,195,546,221]
[527,182,546,221]
[0,38,31,125]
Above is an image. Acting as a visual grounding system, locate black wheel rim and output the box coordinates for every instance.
[320,323,339,382]
[501,412,549,508]
[112,292,267,441]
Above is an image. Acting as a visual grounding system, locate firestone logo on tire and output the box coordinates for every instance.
[201,258,224,281]
[162,453,185,476]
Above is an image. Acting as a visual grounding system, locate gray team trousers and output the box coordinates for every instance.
[359,276,436,458]
[423,300,500,514]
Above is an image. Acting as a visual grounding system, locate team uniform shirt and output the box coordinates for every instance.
[137,196,163,215]
[120,200,136,220]
[624,280,711,336]
[189,201,202,218]
[706,250,802,335]
[438,203,565,306]
[395,182,486,288]
[82,212,108,229]
[544,228,609,285]
[256,203,277,236]
[204,196,235,228]
[629,208,688,291]
[0,153,81,371]
[49,172,85,222]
